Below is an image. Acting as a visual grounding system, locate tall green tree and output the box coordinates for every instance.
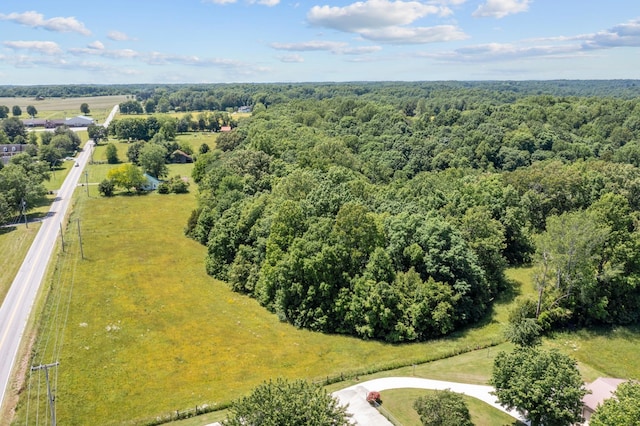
[87,124,107,144]
[222,378,350,426]
[2,117,27,141]
[26,105,37,117]
[139,143,168,178]
[106,163,146,192]
[80,103,90,114]
[533,210,609,327]
[590,381,640,426]
[105,143,119,164]
[0,154,49,223]
[12,105,21,116]
[38,144,63,169]
[413,389,473,426]
[491,348,586,426]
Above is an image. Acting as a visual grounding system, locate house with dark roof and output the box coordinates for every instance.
[171,150,193,164]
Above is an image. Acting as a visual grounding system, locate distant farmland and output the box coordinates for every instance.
[0,95,128,119]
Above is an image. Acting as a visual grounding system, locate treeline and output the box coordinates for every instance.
[187,84,640,342]
[3,80,640,105]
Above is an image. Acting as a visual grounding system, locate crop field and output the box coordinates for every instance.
[0,95,127,122]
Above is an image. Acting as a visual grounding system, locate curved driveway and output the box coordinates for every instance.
[333,377,529,425]
[0,105,118,411]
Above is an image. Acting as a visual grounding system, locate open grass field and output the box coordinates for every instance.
[0,95,127,123]
[0,225,40,305]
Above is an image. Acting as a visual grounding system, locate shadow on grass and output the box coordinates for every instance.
[450,273,527,339]
[0,225,17,235]
[550,324,640,342]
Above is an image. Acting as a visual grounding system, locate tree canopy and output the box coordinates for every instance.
[222,378,350,426]
[590,381,640,426]
[490,348,586,426]
[413,390,473,426]
[182,83,640,342]
[0,154,49,224]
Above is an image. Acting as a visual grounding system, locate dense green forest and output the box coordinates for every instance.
[183,82,640,342]
[3,80,640,109]
[5,81,640,343]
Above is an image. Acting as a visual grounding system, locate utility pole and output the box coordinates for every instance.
[85,170,89,196]
[20,198,28,228]
[59,222,65,252]
[77,219,84,259]
[31,362,59,426]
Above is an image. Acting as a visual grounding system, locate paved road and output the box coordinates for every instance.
[333,377,529,425]
[0,105,118,411]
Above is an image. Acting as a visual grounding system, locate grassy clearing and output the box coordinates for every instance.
[0,225,40,304]
[379,388,523,426]
[175,132,218,152]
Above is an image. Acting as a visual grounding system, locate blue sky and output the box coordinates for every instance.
[1,0,639,84]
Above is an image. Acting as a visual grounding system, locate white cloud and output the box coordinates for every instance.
[360,24,467,43]
[270,40,348,51]
[69,47,140,59]
[306,0,465,45]
[339,45,383,54]
[88,41,105,50]
[0,11,91,35]
[583,19,640,49]
[308,0,448,32]
[204,0,278,5]
[3,40,62,55]
[107,31,134,42]
[271,40,382,55]
[472,0,531,19]
[251,0,280,5]
[277,54,305,62]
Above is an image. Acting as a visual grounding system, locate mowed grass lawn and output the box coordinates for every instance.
[380,388,523,426]
[0,225,40,304]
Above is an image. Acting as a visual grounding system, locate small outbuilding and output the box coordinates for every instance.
[171,149,193,164]
[65,115,95,127]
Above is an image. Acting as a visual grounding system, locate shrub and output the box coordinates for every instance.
[157,182,170,194]
[98,179,115,197]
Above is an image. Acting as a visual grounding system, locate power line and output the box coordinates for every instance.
[30,362,59,426]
